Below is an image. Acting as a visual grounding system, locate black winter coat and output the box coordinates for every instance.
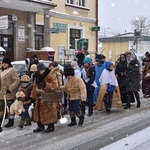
[125,58,141,92]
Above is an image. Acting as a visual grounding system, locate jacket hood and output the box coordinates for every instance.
[105,62,113,70]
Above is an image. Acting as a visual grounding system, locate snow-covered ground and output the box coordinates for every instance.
[100,126,150,150]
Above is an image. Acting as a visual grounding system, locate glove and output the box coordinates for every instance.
[39,82,46,88]
[6,89,11,94]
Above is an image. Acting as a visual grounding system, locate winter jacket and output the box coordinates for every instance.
[125,58,141,92]
[81,66,96,89]
[0,67,20,100]
[50,66,62,88]
[61,75,87,101]
[30,68,58,125]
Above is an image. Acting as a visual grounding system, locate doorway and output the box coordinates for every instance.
[0,35,14,61]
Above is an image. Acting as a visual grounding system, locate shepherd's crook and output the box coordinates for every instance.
[1,93,7,128]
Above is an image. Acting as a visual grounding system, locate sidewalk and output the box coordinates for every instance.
[100,126,150,150]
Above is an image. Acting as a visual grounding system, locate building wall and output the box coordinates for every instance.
[36,0,97,61]
[0,8,28,60]
[102,41,129,62]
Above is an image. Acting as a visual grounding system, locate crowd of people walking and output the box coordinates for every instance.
[0,50,150,133]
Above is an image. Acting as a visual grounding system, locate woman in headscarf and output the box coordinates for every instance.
[124,51,141,109]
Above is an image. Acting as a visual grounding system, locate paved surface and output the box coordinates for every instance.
[0,93,150,150]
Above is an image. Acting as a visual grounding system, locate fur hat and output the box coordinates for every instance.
[64,68,74,77]
[30,64,37,72]
[83,57,91,64]
[16,91,25,99]
[37,63,47,71]
[21,75,30,83]
[2,57,11,65]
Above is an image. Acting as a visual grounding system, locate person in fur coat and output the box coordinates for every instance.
[61,68,87,126]
[30,63,57,133]
[49,61,63,119]
[0,57,20,132]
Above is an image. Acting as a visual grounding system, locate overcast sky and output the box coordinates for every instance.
[98,0,150,36]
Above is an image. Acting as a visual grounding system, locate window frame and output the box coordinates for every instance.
[66,0,88,8]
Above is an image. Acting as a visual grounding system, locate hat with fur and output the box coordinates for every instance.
[21,75,30,83]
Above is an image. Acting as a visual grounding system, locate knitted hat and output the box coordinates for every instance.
[16,91,25,99]
[2,57,11,65]
[83,57,91,64]
[21,75,31,83]
[30,64,37,72]
[37,63,47,71]
[64,68,74,77]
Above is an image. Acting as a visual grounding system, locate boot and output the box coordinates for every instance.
[135,92,141,108]
[78,114,85,126]
[17,120,24,130]
[24,118,31,126]
[33,122,44,133]
[124,94,131,109]
[88,107,93,116]
[68,116,77,127]
[5,118,14,128]
[44,123,55,132]
[0,119,3,132]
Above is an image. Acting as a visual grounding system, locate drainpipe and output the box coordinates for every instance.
[96,0,98,55]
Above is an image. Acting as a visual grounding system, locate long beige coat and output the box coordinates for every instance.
[0,67,20,100]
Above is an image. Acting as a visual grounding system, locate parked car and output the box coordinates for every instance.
[11,60,52,77]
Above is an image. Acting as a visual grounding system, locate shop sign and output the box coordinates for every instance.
[0,16,8,30]
[53,22,66,32]
[18,26,25,42]
[58,46,65,60]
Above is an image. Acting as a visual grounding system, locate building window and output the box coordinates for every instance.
[66,0,87,7]
[35,25,44,50]
[70,29,81,49]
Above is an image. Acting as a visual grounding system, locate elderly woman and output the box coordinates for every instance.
[124,51,141,109]
[31,63,57,133]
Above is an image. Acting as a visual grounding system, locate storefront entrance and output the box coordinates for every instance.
[0,22,14,61]
[0,35,14,61]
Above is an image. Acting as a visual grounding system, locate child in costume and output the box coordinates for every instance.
[94,62,122,113]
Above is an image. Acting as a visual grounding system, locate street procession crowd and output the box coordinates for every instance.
[0,50,150,133]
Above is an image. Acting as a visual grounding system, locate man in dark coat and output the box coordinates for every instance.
[76,50,85,68]
[124,51,141,109]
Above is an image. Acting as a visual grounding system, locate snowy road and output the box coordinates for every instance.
[0,95,150,150]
